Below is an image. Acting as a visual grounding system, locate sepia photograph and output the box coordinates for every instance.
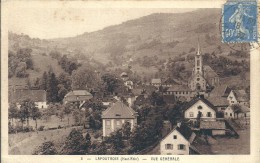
[2,0,259,160]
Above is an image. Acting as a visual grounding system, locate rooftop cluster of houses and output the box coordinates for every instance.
[8,43,250,155]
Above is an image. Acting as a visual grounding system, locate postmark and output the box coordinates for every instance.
[222,0,258,43]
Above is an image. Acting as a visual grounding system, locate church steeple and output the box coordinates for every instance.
[194,42,203,76]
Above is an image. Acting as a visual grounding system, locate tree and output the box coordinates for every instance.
[71,67,97,90]
[64,103,73,125]
[60,129,88,155]
[101,73,123,95]
[40,71,48,90]
[85,133,91,151]
[106,129,125,154]
[8,103,18,125]
[33,141,57,155]
[149,92,165,106]
[57,107,65,122]
[30,106,42,130]
[19,99,35,127]
[122,122,131,139]
[72,109,84,125]
[46,71,59,103]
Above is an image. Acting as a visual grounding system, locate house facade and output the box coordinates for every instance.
[101,101,138,137]
[63,90,93,107]
[9,89,48,110]
[224,105,250,119]
[200,121,226,136]
[227,90,249,106]
[184,97,217,121]
[151,78,162,87]
[160,124,196,155]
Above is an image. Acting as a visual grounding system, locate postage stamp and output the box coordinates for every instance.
[222,0,258,43]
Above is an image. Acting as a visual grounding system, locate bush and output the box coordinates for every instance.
[94,131,102,139]
[33,141,58,155]
[38,126,45,131]
[23,126,34,132]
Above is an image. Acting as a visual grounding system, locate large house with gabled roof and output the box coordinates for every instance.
[160,123,197,155]
[63,90,93,107]
[9,88,47,109]
[101,101,138,137]
[183,96,217,121]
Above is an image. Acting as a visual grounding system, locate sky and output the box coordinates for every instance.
[8,7,196,39]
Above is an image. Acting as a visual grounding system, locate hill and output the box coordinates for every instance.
[8,8,250,87]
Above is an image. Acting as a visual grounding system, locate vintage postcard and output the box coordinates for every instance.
[1,0,260,163]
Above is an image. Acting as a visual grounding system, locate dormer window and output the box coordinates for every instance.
[198,106,202,109]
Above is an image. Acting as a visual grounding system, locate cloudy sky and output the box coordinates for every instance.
[8,7,197,39]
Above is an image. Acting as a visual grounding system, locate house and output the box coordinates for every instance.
[224,105,250,119]
[163,85,196,101]
[101,101,138,137]
[227,90,249,106]
[200,121,226,136]
[9,89,47,109]
[160,123,196,155]
[162,78,180,87]
[63,90,93,107]
[183,96,217,121]
[207,85,231,112]
[151,78,162,87]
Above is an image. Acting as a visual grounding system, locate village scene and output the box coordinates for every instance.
[8,8,251,155]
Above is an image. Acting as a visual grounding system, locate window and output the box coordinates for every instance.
[165,144,173,150]
[231,101,234,104]
[207,112,212,117]
[178,144,186,150]
[197,78,200,81]
[198,106,202,110]
[230,113,232,116]
[189,112,194,117]
[106,120,111,125]
[197,60,200,66]
[226,112,228,115]
[173,135,177,139]
[116,120,120,126]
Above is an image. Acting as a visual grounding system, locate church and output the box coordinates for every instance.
[163,43,219,101]
[188,43,219,92]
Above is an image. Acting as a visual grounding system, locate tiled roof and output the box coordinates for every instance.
[161,123,195,143]
[64,90,93,102]
[210,85,231,97]
[233,90,249,102]
[182,96,217,112]
[102,101,137,119]
[9,89,46,103]
[151,78,161,84]
[204,65,218,78]
[166,84,192,92]
[200,121,225,130]
[206,96,229,106]
[162,78,180,85]
[230,105,250,113]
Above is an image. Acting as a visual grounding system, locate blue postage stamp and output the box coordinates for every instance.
[222,0,258,43]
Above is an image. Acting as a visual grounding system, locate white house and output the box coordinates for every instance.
[160,123,196,155]
[227,90,249,106]
[101,101,138,137]
[184,96,217,121]
[9,89,48,110]
[224,105,250,119]
[151,78,162,87]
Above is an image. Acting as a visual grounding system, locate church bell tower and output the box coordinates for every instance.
[194,43,203,76]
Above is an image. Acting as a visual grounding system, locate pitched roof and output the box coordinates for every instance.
[233,90,249,102]
[151,78,161,84]
[131,88,144,96]
[210,85,231,97]
[102,101,137,119]
[120,72,128,77]
[162,78,180,85]
[204,65,218,78]
[206,96,229,106]
[64,90,93,102]
[161,123,195,143]
[9,89,46,103]
[182,96,217,112]
[200,121,226,130]
[229,105,250,113]
[166,84,192,92]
